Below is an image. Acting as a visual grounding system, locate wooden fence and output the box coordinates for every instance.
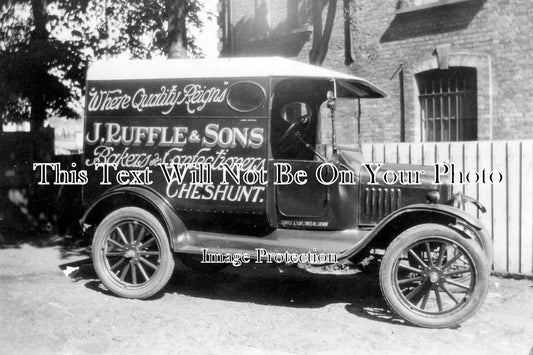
[362,140,533,277]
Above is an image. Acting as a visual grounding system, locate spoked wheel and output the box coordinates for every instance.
[438,242,474,290]
[380,224,489,328]
[407,243,471,289]
[92,207,175,299]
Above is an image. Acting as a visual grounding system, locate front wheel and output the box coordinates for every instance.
[92,207,175,299]
[379,224,489,328]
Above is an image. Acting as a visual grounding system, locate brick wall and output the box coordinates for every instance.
[223,0,533,143]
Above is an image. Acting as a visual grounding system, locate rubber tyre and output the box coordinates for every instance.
[379,223,489,328]
[435,224,492,290]
[92,207,174,299]
[462,224,493,266]
[179,254,228,273]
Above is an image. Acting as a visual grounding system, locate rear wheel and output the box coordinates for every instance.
[92,207,174,299]
[380,223,489,328]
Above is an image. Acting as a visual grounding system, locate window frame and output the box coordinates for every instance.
[417,67,477,142]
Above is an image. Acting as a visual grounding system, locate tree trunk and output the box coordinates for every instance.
[309,0,337,66]
[309,0,323,65]
[29,0,48,132]
[343,0,354,66]
[167,0,188,59]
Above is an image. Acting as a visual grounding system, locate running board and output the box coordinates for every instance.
[173,228,368,258]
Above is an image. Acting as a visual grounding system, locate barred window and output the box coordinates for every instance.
[417,68,477,142]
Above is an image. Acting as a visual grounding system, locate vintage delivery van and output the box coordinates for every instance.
[81,57,491,328]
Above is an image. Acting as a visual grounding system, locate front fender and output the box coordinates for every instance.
[81,186,188,251]
[338,203,486,261]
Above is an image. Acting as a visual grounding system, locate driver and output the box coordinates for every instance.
[272,100,316,161]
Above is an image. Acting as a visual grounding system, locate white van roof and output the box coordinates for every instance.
[87,57,386,98]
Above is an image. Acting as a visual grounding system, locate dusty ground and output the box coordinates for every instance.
[0,232,532,355]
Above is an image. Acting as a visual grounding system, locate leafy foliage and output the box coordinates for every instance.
[0,0,204,129]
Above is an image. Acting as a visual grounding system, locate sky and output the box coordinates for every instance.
[192,0,219,58]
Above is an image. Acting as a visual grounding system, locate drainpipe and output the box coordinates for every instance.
[357,98,361,148]
[328,79,338,154]
[390,63,405,142]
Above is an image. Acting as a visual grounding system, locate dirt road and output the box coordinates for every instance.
[0,236,532,355]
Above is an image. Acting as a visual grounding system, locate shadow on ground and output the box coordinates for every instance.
[67,256,407,327]
[0,188,89,259]
[1,229,91,259]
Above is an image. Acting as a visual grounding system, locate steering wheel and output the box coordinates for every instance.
[280,114,311,141]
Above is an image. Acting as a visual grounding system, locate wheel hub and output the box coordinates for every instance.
[429,271,439,283]
[124,249,137,259]
[424,266,443,284]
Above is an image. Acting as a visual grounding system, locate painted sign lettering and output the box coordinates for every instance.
[83,78,269,212]
[88,84,228,115]
[85,78,267,118]
[84,121,266,204]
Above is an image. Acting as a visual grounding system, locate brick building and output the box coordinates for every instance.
[218,0,533,143]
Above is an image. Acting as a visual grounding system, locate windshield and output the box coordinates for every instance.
[317,98,361,150]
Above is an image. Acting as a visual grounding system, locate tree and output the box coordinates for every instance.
[167,0,202,58]
[343,0,354,66]
[56,0,204,59]
[308,0,336,66]
[0,0,86,131]
[0,0,204,131]
[308,0,355,67]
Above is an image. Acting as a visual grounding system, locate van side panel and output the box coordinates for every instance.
[82,78,269,222]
